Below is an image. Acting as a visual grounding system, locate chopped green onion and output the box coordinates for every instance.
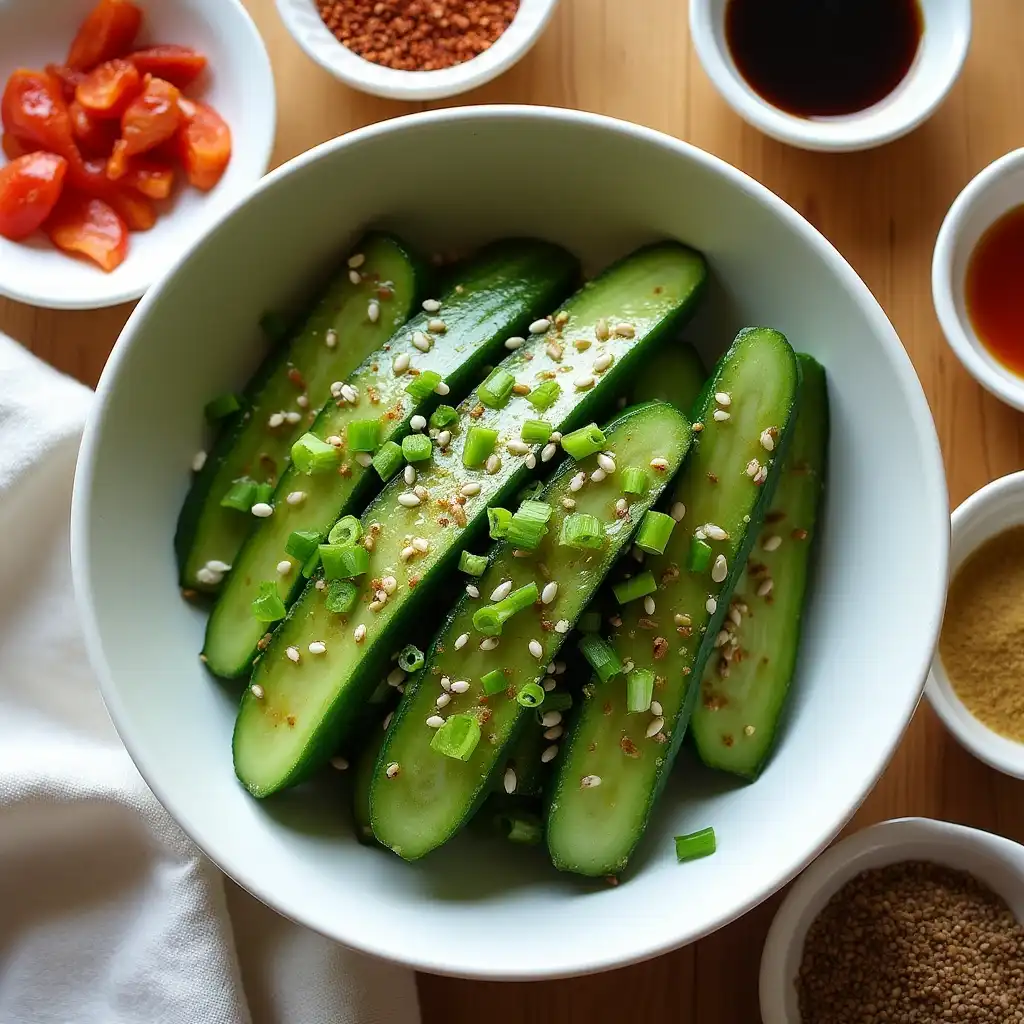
[473,582,540,635]
[560,512,605,550]
[346,419,380,453]
[521,418,553,444]
[497,812,543,845]
[687,538,712,573]
[561,423,606,460]
[325,579,358,615]
[204,392,242,423]
[398,645,425,673]
[578,634,623,683]
[430,714,481,761]
[429,404,458,429]
[220,476,257,512]
[405,370,442,401]
[481,669,508,695]
[291,432,341,474]
[636,511,676,555]
[285,528,321,562]
[372,440,403,481]
[516,682,545,708]
[301,548,321,578]
[251,581,286,622]
[477,368,515,408]
[487,506,512,539]
[463,426,498,467]
[612,571,657,605]
[319,543,369,580]
[626,668,655,713]
[402,433,432,462]
[517,480,545,503]
[537,691,572,715]
[328,515,362,546]
[525,379,560,411]
[578,609,603,633]
[622,466,648,496]
[254,482,274,506]
[259,310,290,344]
[459,550,488,576]
[507,500,553,549]
[674,827,717,863]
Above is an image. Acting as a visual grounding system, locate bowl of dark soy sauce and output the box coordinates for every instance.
[690,0,971,152]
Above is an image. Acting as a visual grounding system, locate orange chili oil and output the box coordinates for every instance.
[965,205,1024,377]
[724,0,924,118]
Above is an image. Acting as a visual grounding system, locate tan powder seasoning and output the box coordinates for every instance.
[940,525,1024,742]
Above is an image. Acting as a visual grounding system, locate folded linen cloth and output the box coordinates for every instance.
[0,333,420,1024]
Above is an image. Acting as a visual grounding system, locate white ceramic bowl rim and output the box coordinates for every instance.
[72,105,949,979]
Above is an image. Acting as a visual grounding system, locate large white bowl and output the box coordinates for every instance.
[71,106,949,980]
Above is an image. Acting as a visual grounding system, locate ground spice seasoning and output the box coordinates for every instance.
[316,0,520,72]
[797,861,1024,1023]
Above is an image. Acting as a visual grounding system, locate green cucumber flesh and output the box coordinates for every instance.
[629,340,707,416]
[370,401,692,860]
[232,242,708,798]
[177,233,425,591]
[202,239,580,678]
[545,326,800,877]
[692,354,828,779]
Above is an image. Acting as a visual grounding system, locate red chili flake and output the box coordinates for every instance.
[792,527,809,540]
[287,367,306,390]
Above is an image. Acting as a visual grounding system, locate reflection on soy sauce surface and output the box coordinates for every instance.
[725,0,924,118]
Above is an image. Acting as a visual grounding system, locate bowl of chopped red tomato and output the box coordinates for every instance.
[0,0,276,310]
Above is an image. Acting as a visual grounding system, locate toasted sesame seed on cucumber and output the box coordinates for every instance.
[177,233,427,592]
[545,326,801,877]
[370,401,692,861]
[202,240,581,678]
[692,354,828,780]
[231,242,708,799]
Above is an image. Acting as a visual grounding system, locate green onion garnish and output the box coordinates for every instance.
[497,812,543,845]
[459,550,488,576]
[220,476,257,511]
[402,433,432,463]
[578,609,602,633]
[477,368,516,408]
[204,392,242,423]
[626,668,655,713]
[560,422,606,460]
[622,466,648,496]
[398,645,425,673]
[559,512,605,550]
[301,548,321,578]
[328,515,362,546]
[521,418,553,444]
[687,538,712,573]
[481,669,508,695]
[405,370,442,401]
[258,310,290,344]
[506,499,553,550]
[674,827,717,863]
[488,507,511,540]
[430,713,481,761]
[516,682,545,708]
[636,511,676,555]
[291,432,341,475]
[319,543,369,580]
[612,571,657,605]
[285,528,321,562]
[346,419,380,453]
[325,579,358,615]
[525,379,560,411]
[578,634,623,683]
[473,582,540,635]
[251,581,286,622]
[429,404,458,429]
[537,691,572,715]
[463,426,498,467]
[254,482,274,506]
[372,440,404,481]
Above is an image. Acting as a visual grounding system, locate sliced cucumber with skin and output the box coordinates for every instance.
[232,242,708,798]
[693,354,828,779]
[370,401,692,861]
[177,233,426,592]
[629,341,707,416]
[546,327,800,877]
[202,239,581,678]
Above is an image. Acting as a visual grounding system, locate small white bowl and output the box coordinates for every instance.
[760,817,1024,1023]
[275,0,558,101]
[925,470,1024,778]
[0,0,276,311]
[933,148,1024,412]
[689,0,970,152]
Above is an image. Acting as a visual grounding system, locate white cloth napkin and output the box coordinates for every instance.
[0,333,421,1024]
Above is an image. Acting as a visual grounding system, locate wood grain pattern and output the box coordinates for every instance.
[7,0,1024,1018]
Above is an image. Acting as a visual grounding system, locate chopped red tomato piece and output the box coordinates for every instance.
[0,152,68,241]
[121,158,174,199]
[120,76,182,157]
[105,186,155,230]
[69,100,120,157]
[76,58,141,119]
[1,69,80,166]
[129,46,208,89]
[66,0,143,72]
[177,100,232,192]
[44,192,127,271]
[105,139,128,180]
[46,65,87,102]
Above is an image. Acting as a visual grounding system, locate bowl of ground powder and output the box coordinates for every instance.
[760,817,1024,1023]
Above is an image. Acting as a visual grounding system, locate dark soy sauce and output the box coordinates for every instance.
[725,0,924,118]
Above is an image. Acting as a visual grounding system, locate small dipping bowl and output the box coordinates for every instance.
[689,0,970,152]
[759,817,1024,1023]
[925,470,1024,778]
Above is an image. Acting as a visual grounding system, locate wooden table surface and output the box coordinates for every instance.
[6,0,1024,1019]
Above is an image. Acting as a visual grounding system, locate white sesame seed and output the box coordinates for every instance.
[593,352,614,373]
[543,725,564,741]
[412,330,431,352]
[354,624,366,642]
[331,381,344,398]
[268,412,285,428]
[382,711,394,731]
[581,774,602,788]
[714,630,730,648]
[729,605,743,627]
[651,700,663,717]
[594,318,610,340]
[436,692,452,709]
[435,380,450,395]
[668,503,684,524]
[378,575,397,596]
[204,559,231,574]
[541,745,559,763]
[480,637,498,651]
[393,352,410,374]
[398,492,421,508]
[388,667,406,686]
[437,429,452,448]
[713,410,731,422]
[451,679,471,693]
[554,619,570,633]
[757,578,774,597]
[542,677,557,692]
[461,483,481,496]
[367,300,380,323]
[760,429,775,452]
[712,554,728,583]
[413,537,429,552]
[401,546,416,562]
[326,434,343,447]
[422,298,441,312]
[355,453,373,468]
[297,395,309,408]
[574,375,596,391]
[507,440,530,455]
[705,523,728,541]
[503,768,517,794]
[385,762,400,778]
[486,454,501,474]
[754,465,768,485]
[706,597,718,615]
[570,472,586,492]
[547,661,557,674]
[330,755,349,770]
[529,318,551,334]
[615,498,628,514]
[504,336,524,350]
[529,639,544,659]
[555,660,566,674]
[614,323,635,338]
[250,683,265,699]
[541,581,558,605]
[591,467,607,483]
[277,559,293,576]
[540,710,562,727]
[191,450,207,472]
[435,675,450,693]
[763,534,782,551]
[597,452,616,474]
[650,457,669,470]
[326,329,338,348]
[466,584,480,598]
[427,318,447,334]
[546,341,563,362]
[644,595,656,615]
[646,717,665,738]
[715,391,731,407]
[348,252,365,268]
[746,459,761,478]
[285,411,302,424]
[403,465,416,486]
[491,580,513,602]
[562,497,576,510]
[315,579,326,591]
[308,641,327,655]
[341,384,358,403]
[541,442,558,462]
[286,646,300,663]
[426,715,445,728]
[251,502,273,518]
[349,269,362,285]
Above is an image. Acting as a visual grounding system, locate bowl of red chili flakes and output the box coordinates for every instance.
[0,0,275,310]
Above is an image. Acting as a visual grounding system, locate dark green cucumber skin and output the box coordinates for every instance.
[546,327,801,877]
[692,354,828,779]
[202,239,581,678]
[232,242,708,799]
[176,233,427,591]
[369,402,692,861]
[630,340,707,416]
